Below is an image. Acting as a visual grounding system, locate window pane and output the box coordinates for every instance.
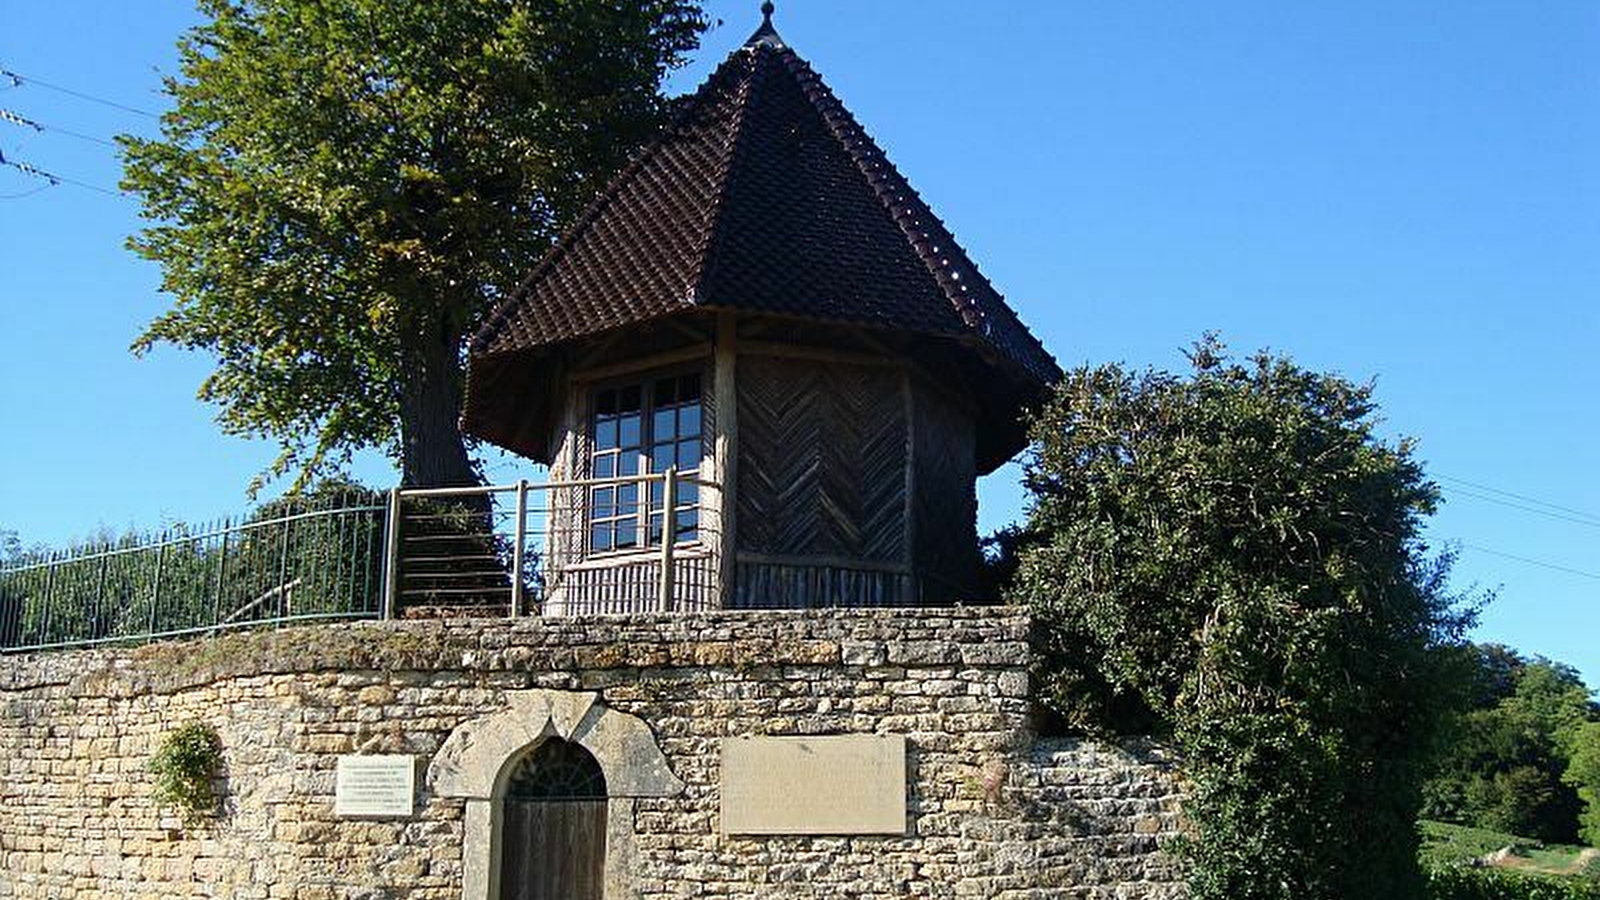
[615,521,637,549]
[654,408,676,441]
[588,373,706,558]
[654,377,676,405]
[651,443,674,472]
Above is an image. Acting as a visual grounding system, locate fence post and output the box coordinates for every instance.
[95,554,108,636]
[150,539,165,636]
[659,467,677,611]
[277,511,293,619]
[40,551,56,645]
[381,487,402,620]
[511,479,528,617]
[212,526,229,629]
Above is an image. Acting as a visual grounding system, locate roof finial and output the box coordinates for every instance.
[746,1,785,48]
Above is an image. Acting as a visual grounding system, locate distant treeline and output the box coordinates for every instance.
[1426,643,1600,848]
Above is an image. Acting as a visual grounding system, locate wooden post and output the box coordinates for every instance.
[659,467,677,611]
[902,367,917,604]
[714,313,738,609]
[511,479,528,616]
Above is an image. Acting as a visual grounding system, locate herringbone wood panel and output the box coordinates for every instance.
[737,356,905,561]
[913,386,976,601]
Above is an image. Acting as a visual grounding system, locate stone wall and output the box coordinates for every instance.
[0,608,1184,899]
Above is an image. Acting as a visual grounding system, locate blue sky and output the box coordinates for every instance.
[1,2,1595,684]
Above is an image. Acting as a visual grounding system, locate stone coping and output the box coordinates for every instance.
[0,605,1032,697]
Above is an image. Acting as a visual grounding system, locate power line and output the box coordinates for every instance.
[1439,474,1600,525]
[1459,542,1600,582]
[0,107,119,147]
[0,183,51,200]
[0,107,40,132]
[1444,484,1600,530]
[0,149,119,196]
[0,68,159,119]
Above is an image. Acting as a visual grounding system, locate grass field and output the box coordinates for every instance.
[1421,820,1600,882]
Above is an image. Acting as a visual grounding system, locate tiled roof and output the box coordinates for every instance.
[469,25,1060,386]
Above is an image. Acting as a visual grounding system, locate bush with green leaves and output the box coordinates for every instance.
[150,721,223,824]
[1009,337,1473,900]
[1425,867,1600,900]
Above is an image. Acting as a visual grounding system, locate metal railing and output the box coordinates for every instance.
[0,491,387,652]
[385,468,721,618]
[0,469,718,653]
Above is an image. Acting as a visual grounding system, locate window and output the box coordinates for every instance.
[589,372,702,553]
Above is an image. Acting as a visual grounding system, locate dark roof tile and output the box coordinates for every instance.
[470,35,1059,385]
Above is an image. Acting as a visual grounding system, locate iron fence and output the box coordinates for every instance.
[0,469,718,653]
[0,489,387,652]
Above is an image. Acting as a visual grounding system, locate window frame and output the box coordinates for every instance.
[585,367,706,557]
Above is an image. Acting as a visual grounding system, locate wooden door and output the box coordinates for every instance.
[500,799,606,900]
[499,738,609,900]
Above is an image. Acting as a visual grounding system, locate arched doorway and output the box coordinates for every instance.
[499,738,607,900]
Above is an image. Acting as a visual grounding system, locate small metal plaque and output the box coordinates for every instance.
[335,755,415,817]
[720,735,906,835]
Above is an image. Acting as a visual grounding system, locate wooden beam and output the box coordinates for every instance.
[569,344,711,385]
[737,340,903,370]
[734,552,913,576]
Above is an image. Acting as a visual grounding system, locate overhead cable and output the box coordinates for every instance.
[1459,542,1600,582]
[1439,474,1600,525]
[0,107,119,147]
[0,149,119,195]
[0,67,159,119]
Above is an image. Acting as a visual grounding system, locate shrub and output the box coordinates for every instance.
[1011,338,1473,899]
[149,721,223,824]
[1425,867,1600,900]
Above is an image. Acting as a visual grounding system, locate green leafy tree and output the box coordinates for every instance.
[1567,721,1600,847]
[123,0,706,492]
[1425,647,1596,843]
[1010,337,1472,900]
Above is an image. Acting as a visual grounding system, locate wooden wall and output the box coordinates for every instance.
[538,329,979,612]
[734,353,923,608]
[911,378,978,602]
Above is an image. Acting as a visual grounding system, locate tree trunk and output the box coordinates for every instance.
[393,315,509,613]
[399,315,478,489]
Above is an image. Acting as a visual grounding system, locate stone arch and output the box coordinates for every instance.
[428,690,683,900]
